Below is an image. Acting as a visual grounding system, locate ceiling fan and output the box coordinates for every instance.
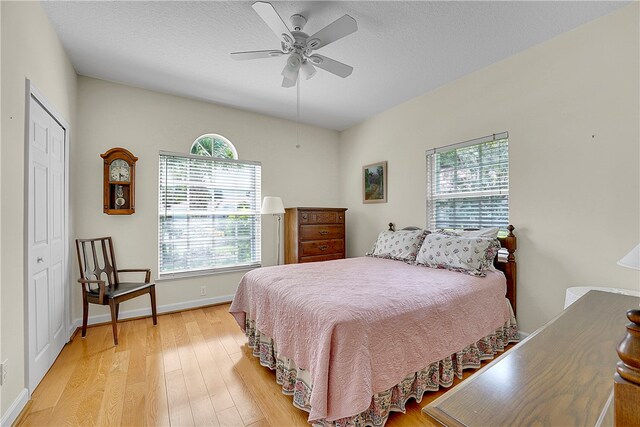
[231,1,358,88]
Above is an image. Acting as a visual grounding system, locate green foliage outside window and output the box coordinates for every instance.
[190,134,237,159]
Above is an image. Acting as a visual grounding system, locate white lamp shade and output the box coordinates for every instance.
[261,196,285,215]
[282,52,302,82]
[618,244,640,270]
[301,61,317,80]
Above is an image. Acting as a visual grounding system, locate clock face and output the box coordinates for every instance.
[110,159,130,182]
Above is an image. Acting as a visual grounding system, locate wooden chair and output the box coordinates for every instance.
[75,237,157,345]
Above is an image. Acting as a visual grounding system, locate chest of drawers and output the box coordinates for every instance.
[284,207,347,264]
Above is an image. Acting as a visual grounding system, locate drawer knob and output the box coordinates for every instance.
[318,245,329,251]
[339,216,343,219]
[319,230,329,235]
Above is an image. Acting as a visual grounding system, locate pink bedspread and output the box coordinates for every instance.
[229,257,510,422]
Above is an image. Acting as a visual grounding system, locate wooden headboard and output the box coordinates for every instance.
[387,223,517,316]
[496,225,517,316]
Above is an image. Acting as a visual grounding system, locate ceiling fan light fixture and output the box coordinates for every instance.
[281,61,300,82]
[233,2,358,88]
[301,61,317,80]
[282,76,296,88]
[287,52,303,69]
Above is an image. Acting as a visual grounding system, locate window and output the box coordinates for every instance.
[190,134,238,159]
[158,139,261,277]
[426,132,509,230]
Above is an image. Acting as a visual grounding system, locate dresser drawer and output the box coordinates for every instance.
[284,207,347,264]
[300,224,344,240]
[299,253,344,263]
[300,239,344,256]
[299,210,345,224]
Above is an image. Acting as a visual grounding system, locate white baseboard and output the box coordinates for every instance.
[68,322,77,340]
[1,388,28,427]
[518,331,530,340]
[71,294,234,331]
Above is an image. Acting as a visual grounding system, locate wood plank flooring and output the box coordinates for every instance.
[17,303,510,427]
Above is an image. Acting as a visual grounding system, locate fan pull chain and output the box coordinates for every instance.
[296,74,301,149]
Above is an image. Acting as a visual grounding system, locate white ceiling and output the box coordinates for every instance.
[41,1,628,131]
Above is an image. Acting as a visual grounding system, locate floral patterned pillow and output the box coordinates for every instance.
[367,229,428,262]
[415,233,501,276]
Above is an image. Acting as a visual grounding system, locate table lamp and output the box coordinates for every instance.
[261,196,285,265]
[618,244,640,270]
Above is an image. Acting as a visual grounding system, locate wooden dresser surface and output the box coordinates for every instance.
[284,207,347,264]
[424,290,640,426]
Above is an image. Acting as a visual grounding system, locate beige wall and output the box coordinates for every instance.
[1,1,638,421]
[339,3,640,334]
[73,76,340,320]
[0,0,78,417]
[0,0,3,414]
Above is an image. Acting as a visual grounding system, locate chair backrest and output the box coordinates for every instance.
[75,237,119,286]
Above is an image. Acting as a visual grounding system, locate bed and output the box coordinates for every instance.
[229,224,518,426]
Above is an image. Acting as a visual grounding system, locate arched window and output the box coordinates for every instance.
[159,132,261,278]
[190,134,238,159]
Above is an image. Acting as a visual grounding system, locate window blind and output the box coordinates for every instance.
[158,151,261,277]
[426,134,509,230]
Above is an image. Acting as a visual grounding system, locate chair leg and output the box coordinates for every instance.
[150,285,158,326]
[82,292,89,338]
[109,299,119,345]
[115,303,120,320]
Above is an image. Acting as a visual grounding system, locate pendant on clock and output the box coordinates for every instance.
[115,185,126,207]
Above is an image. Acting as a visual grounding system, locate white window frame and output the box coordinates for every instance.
[158,150,261,279]
[190,133,238,159]
[426,132,509,230]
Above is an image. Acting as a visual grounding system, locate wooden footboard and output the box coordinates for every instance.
[615,309,640,425]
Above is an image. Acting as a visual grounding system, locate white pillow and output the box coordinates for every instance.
[415,233,501,276]
[436,227,500,239]
[460,227,500,239]
[369,229,427,262]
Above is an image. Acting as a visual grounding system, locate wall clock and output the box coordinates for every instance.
[100,147,137,215]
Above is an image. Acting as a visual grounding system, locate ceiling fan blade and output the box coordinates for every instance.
[309,54,353,78]
[307,15,357,50]
[252,2,293,43]
[282,76,296,88]
[230,50,284,60]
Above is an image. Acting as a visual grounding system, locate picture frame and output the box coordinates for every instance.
[362,161,387,203]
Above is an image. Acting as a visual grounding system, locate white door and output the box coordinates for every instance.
[27,95,67,391]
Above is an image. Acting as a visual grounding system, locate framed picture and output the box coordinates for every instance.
[363,161,387,203]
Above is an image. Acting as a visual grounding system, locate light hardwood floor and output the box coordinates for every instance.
[17,303,509,427]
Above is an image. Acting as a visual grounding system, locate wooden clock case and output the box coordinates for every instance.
[101,147,137,215]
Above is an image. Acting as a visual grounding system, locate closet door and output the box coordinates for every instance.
[27,96,68,391]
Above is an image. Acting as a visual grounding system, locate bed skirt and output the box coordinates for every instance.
[243,310,518,427]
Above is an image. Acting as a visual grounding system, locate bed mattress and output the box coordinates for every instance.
[229,256,512,423]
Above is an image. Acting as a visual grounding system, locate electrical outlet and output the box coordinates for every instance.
[1,359,7,386]
[200,286,206,296]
